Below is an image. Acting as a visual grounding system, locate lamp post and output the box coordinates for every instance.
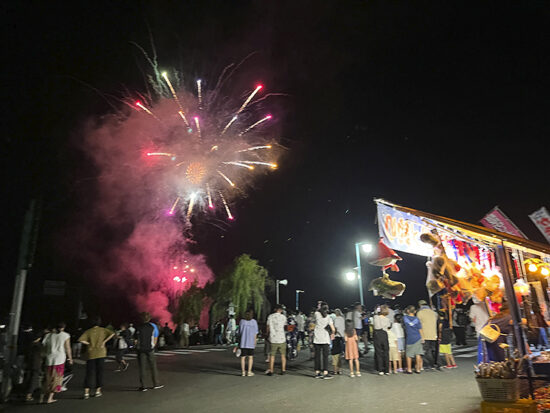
[276,279,288,305]
[354,242,373,307]
[295,289,304,310]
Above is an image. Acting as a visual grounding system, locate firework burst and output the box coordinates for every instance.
[137,70,279,221]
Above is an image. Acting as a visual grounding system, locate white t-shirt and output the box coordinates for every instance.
[469,302,490,335]
[387,308,395,322]
[387,329,398,348]
[391,321,404,338]
[296,314,305,332]
[42,331,70,366]
[353,310,363,329]
[313,311,334,344]
[182,323,189,335]
[373,315,392,330]
[333,315,346,337]
[267,312,287,344]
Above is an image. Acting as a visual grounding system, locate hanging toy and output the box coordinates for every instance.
[368,272,406,299]
[368,239,403,272]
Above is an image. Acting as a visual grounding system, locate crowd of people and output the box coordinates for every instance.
[12,293,541,404]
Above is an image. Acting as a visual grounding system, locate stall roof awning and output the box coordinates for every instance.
[375,199,550,256]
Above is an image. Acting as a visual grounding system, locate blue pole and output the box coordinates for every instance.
[355,243,365,306]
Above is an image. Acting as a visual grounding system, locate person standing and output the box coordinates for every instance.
[313,302,335,379]
[351,303,364,354]
[344,320,361,377]
[439,311,457,368]
[214,320,224,346]
[41,322,72,404]
[392,313,406,371]
[236,310,258,376]
[453,308,468,346]
[403,306,424,374]
[266,304,287,376]
[331,309,345,375]
[387,325,401,374]
[226,315,237,345]
[416,300,439,370]
[295,311,306,350]
[78,316,114,399]
[179,320,190,348]
[115,324,131,372]
[134,312,163,391]
[373,305,392,375]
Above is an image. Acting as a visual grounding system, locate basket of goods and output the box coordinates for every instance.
[475,348,525,402]
[534,385,550,412]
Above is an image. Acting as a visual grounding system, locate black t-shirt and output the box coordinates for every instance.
[135,323,155,352]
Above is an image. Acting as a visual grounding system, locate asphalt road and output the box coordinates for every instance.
[9,343,482,413]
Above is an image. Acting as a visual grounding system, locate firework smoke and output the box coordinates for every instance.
[73,62,279,327]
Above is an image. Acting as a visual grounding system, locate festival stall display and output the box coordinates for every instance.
[367,239,406,299]
[374,199,550,403]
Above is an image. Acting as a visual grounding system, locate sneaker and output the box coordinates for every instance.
[94,391,102,398]
[384,372,390,376]
[241,372,246,376]
[153,385,164,390]
[248,372,255,377]
[315,373,323,379]
[378,371,384,376]
[61,386,68,392]
[451,364,458,369]
[356,372,362,377]
[123,363,129,372]
[350,372,355,378]
[444,365,452,369]
[323,374,334,380]
[138,387,148,392]
[83,393,90,400]
[266,371,273,376]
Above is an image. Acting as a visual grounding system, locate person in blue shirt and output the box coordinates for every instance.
[235,310,258,376]
[403,305,424,374]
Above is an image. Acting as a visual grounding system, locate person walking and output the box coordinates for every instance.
[115,324,131,372]
[214,320,224,346]
[439,311,457,368]
[331,309,345,375]
[313,302,335,379]
[135,312,163,391]
[235,310,258,376]
[78,316,114,399]
[453,307,468,346]
[403,305,424,374]
[266,304,287,376]
[417,300,439,370]
[373,305,392,375]
[226,315,237,345]
[344,320,360,377]
[41,322,72,404]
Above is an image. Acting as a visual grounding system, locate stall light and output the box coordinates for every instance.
[541,267,550,277]
[528,263,538,273]
[513,279,530,295]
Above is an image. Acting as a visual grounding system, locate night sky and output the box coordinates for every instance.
[2,1,549,325]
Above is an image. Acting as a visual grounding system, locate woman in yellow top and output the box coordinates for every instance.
[78,316,115,399]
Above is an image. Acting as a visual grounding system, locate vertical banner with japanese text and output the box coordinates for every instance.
[529,207,550,244]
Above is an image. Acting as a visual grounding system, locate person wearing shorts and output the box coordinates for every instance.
[403,305,424,374]
[237,310,259,377]
[387,327,401,373]
[266,305,287,376]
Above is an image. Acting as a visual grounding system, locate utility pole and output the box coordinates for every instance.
[2,200,40,402]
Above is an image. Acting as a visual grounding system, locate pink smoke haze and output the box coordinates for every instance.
[77,100,216,327]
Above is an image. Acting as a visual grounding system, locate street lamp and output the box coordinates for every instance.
[276,279,288,305]
[295,289,304,310]
[345,271,357,281]
[354,241,373,307]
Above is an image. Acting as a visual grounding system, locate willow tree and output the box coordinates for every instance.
[211,254,271,320]
[176,281,206,325]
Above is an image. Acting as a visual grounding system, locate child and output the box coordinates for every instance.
[387,326,401,373]
[439,311,457,369]
[344,320,361,377]
[392,313,406,371]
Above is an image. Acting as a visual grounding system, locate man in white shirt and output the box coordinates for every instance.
[266,304,288,375]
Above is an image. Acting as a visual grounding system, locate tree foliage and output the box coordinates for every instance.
[211,254,271,320]
[176,281,205,324]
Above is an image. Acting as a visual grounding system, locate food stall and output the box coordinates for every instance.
[374,199,550,411]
